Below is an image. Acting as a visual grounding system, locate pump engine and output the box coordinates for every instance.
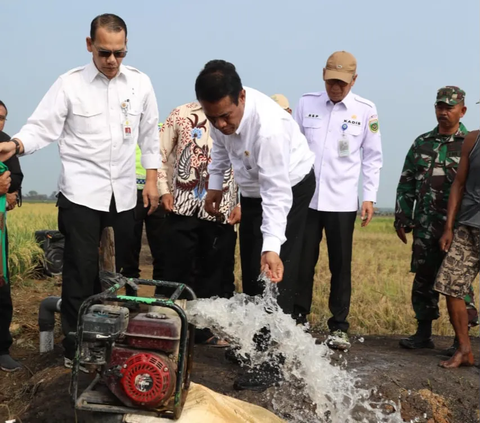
[71,275,195,420]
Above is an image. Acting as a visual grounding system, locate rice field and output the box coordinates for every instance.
[7,204,479,336]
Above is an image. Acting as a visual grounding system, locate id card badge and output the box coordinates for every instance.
[123,120,132,139]
[338,133,350,157]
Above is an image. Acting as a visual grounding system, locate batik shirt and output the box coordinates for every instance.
[158,102,237,221]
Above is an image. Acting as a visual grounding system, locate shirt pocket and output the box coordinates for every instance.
[414,146,436,178]
[302,117,322,145]
[71,102,104,136]
[126,103,142,131]
[346,125,363,154]
[445,142,462,183]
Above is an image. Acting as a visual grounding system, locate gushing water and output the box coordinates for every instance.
[186,281,403,423]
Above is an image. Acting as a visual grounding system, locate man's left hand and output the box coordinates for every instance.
[260,252,284,283]
[227,204,241,225]
[360,201,374,227]
[143,180,159,215]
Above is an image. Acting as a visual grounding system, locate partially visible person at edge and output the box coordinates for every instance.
[0,128,24,372]
[115,122,166,293]
[394,86,478,353]
[434,126,480,369]
[0,101,21,212]
[158,102,238,346]
[197,60,316,391]
[294,51,383,351]
[270,94,292,114]
[0,14,160,370]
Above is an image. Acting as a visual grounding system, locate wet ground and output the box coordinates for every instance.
[1,328,478,423]
[0,257,478,422]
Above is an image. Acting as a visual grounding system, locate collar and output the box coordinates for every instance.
[188,102,203,112]
[84,60,126,83]
[325,90,354,109]
[235,87,253,136]
[429,122,468,140]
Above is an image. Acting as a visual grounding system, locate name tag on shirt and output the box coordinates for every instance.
[338,134,350,157]
[123,120,132,139]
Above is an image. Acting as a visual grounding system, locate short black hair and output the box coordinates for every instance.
[195,60,243,105]
[90,14,127,42]
[0,100,7,114]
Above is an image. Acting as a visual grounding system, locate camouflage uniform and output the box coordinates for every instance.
[394,87,478,326]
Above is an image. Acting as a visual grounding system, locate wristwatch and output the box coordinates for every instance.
[10,139,21,155]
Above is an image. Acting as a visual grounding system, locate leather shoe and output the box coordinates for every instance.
[399,335,434,349]
[233,367,282,392]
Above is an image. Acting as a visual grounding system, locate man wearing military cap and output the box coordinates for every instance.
[395,86,478,352]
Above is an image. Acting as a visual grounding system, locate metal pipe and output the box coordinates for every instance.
[38,296,62,353]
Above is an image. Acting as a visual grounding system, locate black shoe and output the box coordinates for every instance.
[399,335,435,349]
[0,354,22,372]
[293,313,308,326]
[233,367,282,392]
[224,347,251,366]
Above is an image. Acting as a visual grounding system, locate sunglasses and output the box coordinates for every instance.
[94,45,128,58]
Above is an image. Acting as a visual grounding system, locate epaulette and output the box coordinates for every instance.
[62,66,86,76]
[302,91,323,98]
[124,65,142,74]
[353,95,374,109]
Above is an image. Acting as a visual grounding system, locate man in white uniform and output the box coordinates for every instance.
[196,59,315,391]
[294,51,383,350]
[0,14,160,368]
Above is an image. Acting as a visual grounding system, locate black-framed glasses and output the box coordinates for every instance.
[94,45,128,58]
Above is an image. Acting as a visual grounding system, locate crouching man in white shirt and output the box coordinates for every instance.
[195,59,316,391]
[0,14,160,369]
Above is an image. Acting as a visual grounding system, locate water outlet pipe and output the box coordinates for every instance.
[38,296,62,353]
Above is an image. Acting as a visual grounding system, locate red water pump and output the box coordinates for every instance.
[71,273,196,420]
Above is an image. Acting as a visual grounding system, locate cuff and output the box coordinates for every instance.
[209,174,224,191]
[13,133,35,155]
[261,236,282,255]
[141,153,161,170]
[362,191,377,203]
[158,180,170,197]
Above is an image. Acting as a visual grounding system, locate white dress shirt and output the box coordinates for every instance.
[208,87,315,255]
[14,61,161,212]
[294,91,383,212]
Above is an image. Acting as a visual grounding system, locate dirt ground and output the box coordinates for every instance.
[1,260,479,423]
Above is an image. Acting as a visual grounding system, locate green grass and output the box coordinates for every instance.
[7,204,478,336]
[7,203,57,283]
[309,218,479,336]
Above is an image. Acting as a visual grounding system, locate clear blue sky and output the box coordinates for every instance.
[1,0,478,207]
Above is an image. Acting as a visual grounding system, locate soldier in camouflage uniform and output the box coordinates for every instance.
[394,86,478,351]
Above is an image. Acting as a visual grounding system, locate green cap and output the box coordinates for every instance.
[435,86,465,106]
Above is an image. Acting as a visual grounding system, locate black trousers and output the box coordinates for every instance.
[297,209,357,332]
[161,213,236,299]
[116,189,166,282]
[221,227,237,299]
[57,193,134,359]
[161,213,236,343]
[239,169,316,315]
[0,228,12,355]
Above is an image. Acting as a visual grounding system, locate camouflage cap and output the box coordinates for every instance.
[435,86,465,106]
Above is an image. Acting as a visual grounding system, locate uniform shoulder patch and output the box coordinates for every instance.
[368,116,379,133]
